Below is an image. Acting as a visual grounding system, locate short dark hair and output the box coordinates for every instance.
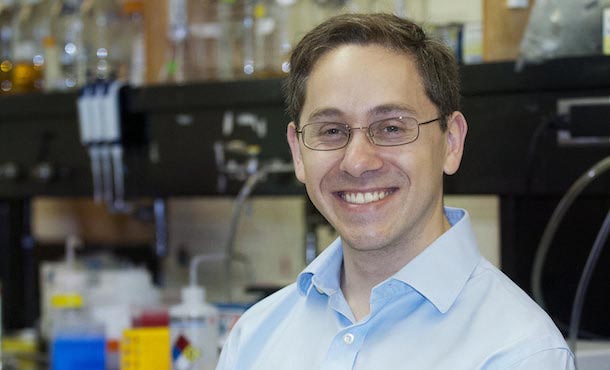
[284,13,460,131]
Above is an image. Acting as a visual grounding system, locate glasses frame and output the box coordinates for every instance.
[296,116,441,151]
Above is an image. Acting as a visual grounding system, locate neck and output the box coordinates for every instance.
[340,211,451,322]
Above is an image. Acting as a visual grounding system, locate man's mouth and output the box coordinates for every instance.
[339,190,394,205]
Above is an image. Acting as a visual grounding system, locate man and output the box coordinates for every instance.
[217,13,574,370]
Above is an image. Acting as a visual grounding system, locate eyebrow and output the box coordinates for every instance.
[307,104,419,123]
[369,103,417,117]
[307,108,343,122]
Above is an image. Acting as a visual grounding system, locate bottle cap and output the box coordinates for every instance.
[51,293,83,308]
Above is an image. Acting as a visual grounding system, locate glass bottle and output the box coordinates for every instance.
[244,0,294,78]
[42,0,62,91]
[217,0,242,80]
[162,0,188,82]
[120,0,145,85]
[83,0,123,82]
[51,0,86,90]
[0,0,15,94]
[241,0,254,77]
[251,0,274,77]
[11,0,46,94]
[186,0,221,81]
[273,0,295,76]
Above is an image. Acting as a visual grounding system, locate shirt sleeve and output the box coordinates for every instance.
[505,348,575,370]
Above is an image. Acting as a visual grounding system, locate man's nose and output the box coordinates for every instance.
[339,129,383,177]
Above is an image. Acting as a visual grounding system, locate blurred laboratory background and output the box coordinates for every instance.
[0,0,609,369]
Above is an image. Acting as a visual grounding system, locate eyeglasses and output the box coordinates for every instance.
[296,116,441,151]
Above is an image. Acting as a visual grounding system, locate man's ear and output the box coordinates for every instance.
[443,111,468,175]
[287,122,306,183]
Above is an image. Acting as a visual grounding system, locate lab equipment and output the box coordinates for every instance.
[0,0,15,94]
[556,96,610,147]
[84,0,123,82]
[76,80,128,211]
[121,327,171,370]
[531,156,610,310]
[518,0,610,68]
[122,0,145,85]
[52,0,87,90]
[531,156,610,354]
[222,159,293,299]
[39,235,85,342]
[186,0,220,80]
[160,0,187,82]
[568,207,610,353]
[50,279,106,370]
[50,309,106,370]
[10,0,47,93]
[169,285,219,370]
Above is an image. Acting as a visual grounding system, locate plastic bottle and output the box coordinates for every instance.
[170,285,219,370]
[50,271,106,370]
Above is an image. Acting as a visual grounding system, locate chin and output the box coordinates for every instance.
[341,232,394,252]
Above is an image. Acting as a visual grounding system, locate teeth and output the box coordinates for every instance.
[342,191,390,204]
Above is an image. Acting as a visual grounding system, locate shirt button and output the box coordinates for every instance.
[343,333,355,344]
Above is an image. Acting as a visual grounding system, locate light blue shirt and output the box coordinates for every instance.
[217,207,575,370]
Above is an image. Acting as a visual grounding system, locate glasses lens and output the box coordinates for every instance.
[370,117,418,146]
[303,122,349,150]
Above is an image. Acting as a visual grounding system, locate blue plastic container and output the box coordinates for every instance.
[51,334,106,370]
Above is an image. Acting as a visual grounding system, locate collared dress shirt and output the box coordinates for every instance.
[216,207,575,370]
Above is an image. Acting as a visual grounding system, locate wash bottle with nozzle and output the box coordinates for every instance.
[170,254,221,370]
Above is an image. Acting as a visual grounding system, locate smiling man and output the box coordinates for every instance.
[216,13,574,370]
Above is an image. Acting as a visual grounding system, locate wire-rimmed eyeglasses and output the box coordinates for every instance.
[296,116,441,151]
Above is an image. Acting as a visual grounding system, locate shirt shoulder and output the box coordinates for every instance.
[217,283,301,370]
[465,258,574,367]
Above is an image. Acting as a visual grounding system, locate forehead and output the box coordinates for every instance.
[301,44,433,122]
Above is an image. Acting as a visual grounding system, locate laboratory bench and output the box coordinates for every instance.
[1,56,609,338]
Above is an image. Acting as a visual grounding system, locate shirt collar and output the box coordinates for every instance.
[297,237,343,296]
[391,207,481,313]
[296,207,481,313]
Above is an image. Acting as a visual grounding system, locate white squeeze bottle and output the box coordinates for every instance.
[170,284,220,370]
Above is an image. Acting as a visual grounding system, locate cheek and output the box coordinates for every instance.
[397,147,445,183]
[418,133,448,173]
[299,155,324,187]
